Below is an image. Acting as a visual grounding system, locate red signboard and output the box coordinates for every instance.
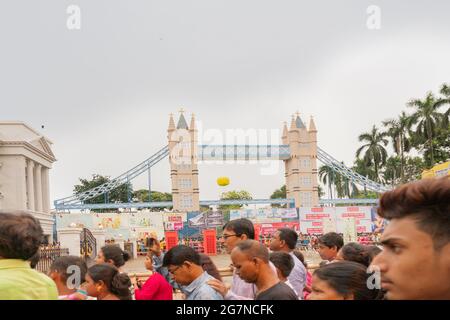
[165,231,179,251]
[254,222,299,236]
[203,229,217,256]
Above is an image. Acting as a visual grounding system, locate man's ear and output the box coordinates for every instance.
[240,234,248,241]
[49,270,58,281]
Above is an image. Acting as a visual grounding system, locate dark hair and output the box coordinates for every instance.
[269,252,294,278]
[162,245,201,267]
[29,251,40,269]
[365,245,382,264]
[0,212,43,260]
[314,261,379,300]
[88,264,132,300]
[50,256,88,284]
[199,253,222,281]
[277,228,298,250]
[235,240,269,263]
[293,250,307,268]
[223,219,255,240]
[101,245,130,268]
[340,243,370,267]
[378,177,450,250]
[319,232,344,251]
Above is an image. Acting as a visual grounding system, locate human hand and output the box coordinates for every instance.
[207,279,228,297]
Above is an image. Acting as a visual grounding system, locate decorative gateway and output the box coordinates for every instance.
[80,228,97,261]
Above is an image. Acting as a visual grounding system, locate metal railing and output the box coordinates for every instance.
[34,246,70,274]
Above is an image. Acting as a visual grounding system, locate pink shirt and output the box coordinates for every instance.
[135,272,173,300]
[303,271,312,300]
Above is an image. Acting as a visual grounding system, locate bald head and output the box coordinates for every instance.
[233,240,269,263]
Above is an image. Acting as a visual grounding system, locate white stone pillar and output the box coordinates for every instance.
[129,237,138,259]
[115,236,125,251]
[42,167,50,213]
[57,227,82,256]
[26,160,35,211]
[34,163,43,212]
[91,229,106,257]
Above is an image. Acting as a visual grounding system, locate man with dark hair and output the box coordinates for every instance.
[49,256,88,299]
[317,232,344,262]
[269,228,307,298]
[208,218,277,300]
[0,211,58,299]
[269,252,296,293]
[162,245,222,300]
[371,177,450,300]
[231,240,298,300]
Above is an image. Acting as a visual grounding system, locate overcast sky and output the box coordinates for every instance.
[1,1,449,205]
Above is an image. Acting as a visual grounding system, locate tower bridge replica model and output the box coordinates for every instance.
[54,111,389,212]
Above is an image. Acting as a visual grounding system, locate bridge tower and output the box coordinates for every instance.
[167,110,200,212]
[283,113,319,208]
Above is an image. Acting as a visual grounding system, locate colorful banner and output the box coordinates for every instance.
[255,222,300,236]
[298,206,382,234]
[188,211,224,228]
[56,211,166,240]
[230,208,298,222]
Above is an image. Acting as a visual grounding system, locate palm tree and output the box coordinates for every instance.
[407,92,446,165]
[356,125,389,182]
[383,156,402,187]
[319,165,336,199]
[382,111,411,182]
[435,83,450,128]
[334,171,358,198]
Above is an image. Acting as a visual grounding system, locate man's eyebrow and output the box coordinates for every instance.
[380,237,403,245]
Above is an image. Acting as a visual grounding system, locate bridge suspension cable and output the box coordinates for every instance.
[317,147,390,193]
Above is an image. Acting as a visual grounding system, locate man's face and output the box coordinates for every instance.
[269,231,283,251]
[167,262,192,286]
[230,249,258,284]
[317,243,338,261]
[223,228,246,254]
[371,217,450,300]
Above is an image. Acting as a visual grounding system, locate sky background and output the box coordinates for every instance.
[1,1,450,205]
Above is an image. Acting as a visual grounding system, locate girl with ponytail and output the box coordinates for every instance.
[85,264,132,300]
[95,245,130,272]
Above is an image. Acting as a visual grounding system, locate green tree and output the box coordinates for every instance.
[73,174,132,212]
[407,92,447,166]
[132,189,173,211]
[382,111,411,182]
[382,156,402,187]
[319,165,337,199]
[270,185,287,208]
[356,125,389,182]
[435,83,450,127]
[403,156,427,182]
[352,158,377,195]
[219,190,252,210]
[334,171,358,198]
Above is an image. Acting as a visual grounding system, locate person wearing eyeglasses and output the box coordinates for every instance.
[162,245,223,300]
[207,218,277,300]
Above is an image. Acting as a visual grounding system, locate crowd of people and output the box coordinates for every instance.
[0,177,449,300]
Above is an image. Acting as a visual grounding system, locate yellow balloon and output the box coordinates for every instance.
[217,177,230,186]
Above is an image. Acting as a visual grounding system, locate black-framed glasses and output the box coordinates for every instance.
[168,265,182,275]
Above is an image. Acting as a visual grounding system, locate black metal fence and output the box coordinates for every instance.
[34,246,70,274]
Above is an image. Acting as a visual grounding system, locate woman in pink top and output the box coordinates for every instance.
[133,252,173,300]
